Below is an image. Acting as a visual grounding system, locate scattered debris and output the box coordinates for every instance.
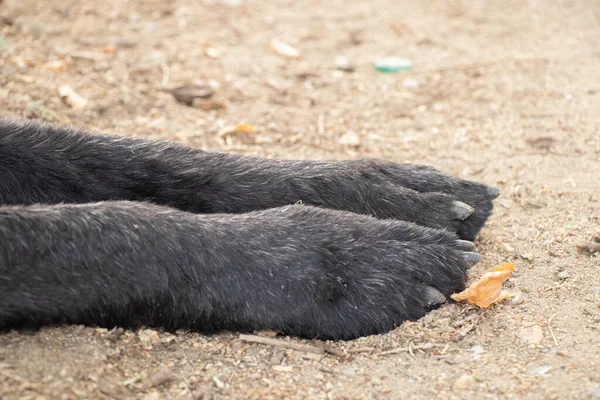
[218,123,254,138]
[339,131,361,147]
[216,0,244,6]
[390,22,414,37]
[526,136,555,151]
[58,85,88,109]
[557,270,570,280]
[402,78,420,88]
[587,385,600,398]
[239,334,343,356]
[212,376,225,389]
[315,342,346,357]
[205,46,220,58]
[108,327,124,341]
[511,291,525,305]
[520,325,544,344]
[26,101,60,122]
[374,57,413,73]
[194,98,226,111]
[138,329,160,348]
[67,50,109,61]
[548,313,559,346]
[379,343,440,356]
[577,236,600,254]
[114,38,137,48]
[471,345,487,359]
[255,330,280,338]
[168,83,216,106]
[144,369,177,389]
[348,347,374,354]
[529,365,552,376]
[451,262,516,307]
[272,365,294,372]
[270,38,301,59]
[334,56,354,72]
[453,374,476,391]
[123,375,142,386]
[458,323,476,336]
[41,59,68,72]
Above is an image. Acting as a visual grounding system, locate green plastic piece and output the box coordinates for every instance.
[375,57,414,73]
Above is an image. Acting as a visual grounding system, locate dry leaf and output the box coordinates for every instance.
[451,262,515,307]
[101,45,117,55]
[270,38,301,59]
[218,124,255,138]
[41,60,68,72]
[58,85,88,109]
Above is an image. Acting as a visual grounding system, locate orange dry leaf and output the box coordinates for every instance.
[217,124,255,138]
[451,262,515,307]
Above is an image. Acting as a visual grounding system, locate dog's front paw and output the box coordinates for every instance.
[341,160,499,240]
[254,206,481,339]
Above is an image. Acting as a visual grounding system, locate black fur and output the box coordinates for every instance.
[0,119,496,240]
[0,202,472,340]
[0,119,498,339]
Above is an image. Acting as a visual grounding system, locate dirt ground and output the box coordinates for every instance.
[1,0,599,398]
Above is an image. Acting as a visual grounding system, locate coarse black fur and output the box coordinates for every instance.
[0,119,498,339]
[0,119,496,240]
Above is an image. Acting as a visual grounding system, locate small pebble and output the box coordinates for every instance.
[521,325,544,344]
[138,329,161,345]
[529,365,552,376]
[587,385,600,398]
[557,270,570,279]
[402,78,420,88]
[471,345,487,358]
[335,56,354,72]
[453,374,476,390]
[339,131,361,147]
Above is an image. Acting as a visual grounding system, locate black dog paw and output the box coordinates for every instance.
[338,160,499,240]
[255,206,482,339]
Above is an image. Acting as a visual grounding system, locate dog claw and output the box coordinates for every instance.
[423,286,446,306]
[451,201,475,220]
[486,185,500,199]
[462,252,481,267]
[455,240,476,251]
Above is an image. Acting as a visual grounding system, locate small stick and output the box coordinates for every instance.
[318,113,325,135]
[380,343,438,356]
[317,343,345,357]
[548,313,559,346]
[160,63,170,87]
[348,347,374,354]
[239,334,325,355]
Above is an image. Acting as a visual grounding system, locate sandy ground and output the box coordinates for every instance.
[1,0,599,398]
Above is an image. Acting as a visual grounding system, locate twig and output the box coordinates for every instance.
[317,112,325,135]
[348,347,374,354]
[548,313,559,346]
[68,50,109,61]
[160,63,170,87]
[315,342,345,357]
[458,323,476,336]
[239,334,325,355]
[380,343,439,356]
